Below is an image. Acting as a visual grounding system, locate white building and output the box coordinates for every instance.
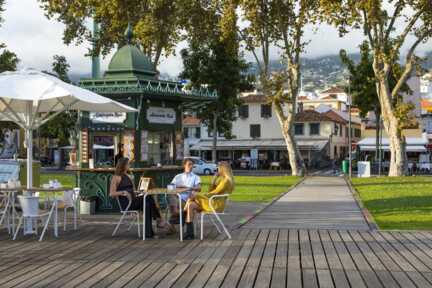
[186,91,361,169]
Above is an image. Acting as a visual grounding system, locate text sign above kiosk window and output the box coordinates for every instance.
[146,107,176,124]
[90,112,127,124]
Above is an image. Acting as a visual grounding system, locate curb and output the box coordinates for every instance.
[344,176,379,231]
[231,176,306,230]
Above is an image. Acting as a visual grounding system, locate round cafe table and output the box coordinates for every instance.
[0,186,73,238]
[141,188,186,241]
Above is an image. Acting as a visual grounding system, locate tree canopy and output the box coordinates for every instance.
[180,0,252,139]
[39,0,183,67]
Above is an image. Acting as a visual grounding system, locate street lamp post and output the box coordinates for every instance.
[348,77,352,178]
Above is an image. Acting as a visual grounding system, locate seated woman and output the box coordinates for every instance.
[183,162,234,240]
[109,157,169,237]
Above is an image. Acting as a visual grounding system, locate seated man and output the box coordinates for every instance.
[168,158,201,224]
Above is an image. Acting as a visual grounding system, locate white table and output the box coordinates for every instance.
[142,188,184,241]
[1,187,72,238]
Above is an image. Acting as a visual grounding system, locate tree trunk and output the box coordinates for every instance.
[282,124,305,176]
[375,109,381,164]
[274,104,305,176]
[212,112,217,163]
[377,80,405,176]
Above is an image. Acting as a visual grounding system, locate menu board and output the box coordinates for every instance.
[122,131,135,161]
[175,131,184,160]
[140,130,148,161]
[80,129,88,163]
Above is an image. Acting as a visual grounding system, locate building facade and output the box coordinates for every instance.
[187,91,361,169]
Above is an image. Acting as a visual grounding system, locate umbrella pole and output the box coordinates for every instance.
[25,101,33,189]
[26,128,33,189]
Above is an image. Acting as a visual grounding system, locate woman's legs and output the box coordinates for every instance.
[185,201,199,223]
[184,200,200,240]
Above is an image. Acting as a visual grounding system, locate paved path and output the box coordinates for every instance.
[243,176,370,230]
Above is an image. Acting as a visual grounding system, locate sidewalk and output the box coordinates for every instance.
[243,176,370,230]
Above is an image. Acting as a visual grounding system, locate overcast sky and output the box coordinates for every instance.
[0,0,430,77]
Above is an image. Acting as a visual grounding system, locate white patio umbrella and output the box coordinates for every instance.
[0,68,138,188]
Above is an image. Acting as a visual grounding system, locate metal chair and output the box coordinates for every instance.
[198,194,231,240]
[61,188,80,231]
[0,191,12,234]
[112,193,141,238]
[13,195,56,241]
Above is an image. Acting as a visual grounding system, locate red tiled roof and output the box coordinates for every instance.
[298,96,309,100]
[183,116,201,126]
[321,94,338,100]
[240,94,268,103]
[295,110,345,124]
[323,110,347,124]
[321,86,345,94]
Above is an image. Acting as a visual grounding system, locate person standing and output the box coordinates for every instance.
[114,143,124,167]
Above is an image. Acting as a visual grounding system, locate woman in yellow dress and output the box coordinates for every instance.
[183,162,234,240]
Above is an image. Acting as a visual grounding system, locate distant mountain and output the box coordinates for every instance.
[422,51,432,71]
[249,51,431,92]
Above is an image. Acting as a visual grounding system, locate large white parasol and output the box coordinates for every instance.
[0,68,138,188]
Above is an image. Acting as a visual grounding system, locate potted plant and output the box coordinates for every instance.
[79,196,97,215]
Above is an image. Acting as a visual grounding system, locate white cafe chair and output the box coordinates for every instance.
[112,194,141,238]
[61,188,80,231]
[198,194,231,240]
[13,195,56,241]
[0,191,12,234]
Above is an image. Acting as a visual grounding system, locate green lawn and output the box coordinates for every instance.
[201,175,301,202]
[351,177,432,230]
[40,173,300,203]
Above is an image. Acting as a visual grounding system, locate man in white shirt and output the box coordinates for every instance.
[168,158,201,225]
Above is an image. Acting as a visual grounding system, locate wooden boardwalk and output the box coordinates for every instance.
[2,224,432,287]
[243,177,370,230]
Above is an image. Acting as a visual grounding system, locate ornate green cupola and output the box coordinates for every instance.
[104,24,157,80]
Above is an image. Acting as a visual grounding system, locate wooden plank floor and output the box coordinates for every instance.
[2,224,432,287]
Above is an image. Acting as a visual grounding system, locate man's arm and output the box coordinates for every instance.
[193,175,202,192]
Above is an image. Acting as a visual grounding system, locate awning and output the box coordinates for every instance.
[190,138,329,151]
[357,136,428,152]
[360,145,426,152]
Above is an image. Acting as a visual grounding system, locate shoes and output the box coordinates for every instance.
[184,222,195,240]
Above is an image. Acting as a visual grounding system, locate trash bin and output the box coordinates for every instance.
[342,160,349,174]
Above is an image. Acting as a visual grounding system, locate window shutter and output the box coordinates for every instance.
[239,105,249,118]
[250,124,261,138]
[261,104,272,118]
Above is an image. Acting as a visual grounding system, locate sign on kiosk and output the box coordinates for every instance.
[146,107,176,124]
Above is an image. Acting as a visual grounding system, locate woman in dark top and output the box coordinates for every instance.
[109,157,169,237]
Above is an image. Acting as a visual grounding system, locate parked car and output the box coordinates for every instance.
[186,157,217,175]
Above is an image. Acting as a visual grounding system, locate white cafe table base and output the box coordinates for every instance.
[143,193,183,241]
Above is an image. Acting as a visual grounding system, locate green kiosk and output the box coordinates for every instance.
[75,26,216,213]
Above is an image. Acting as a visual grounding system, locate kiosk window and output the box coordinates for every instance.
[147,132,174,165]
[93,135,114,167]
